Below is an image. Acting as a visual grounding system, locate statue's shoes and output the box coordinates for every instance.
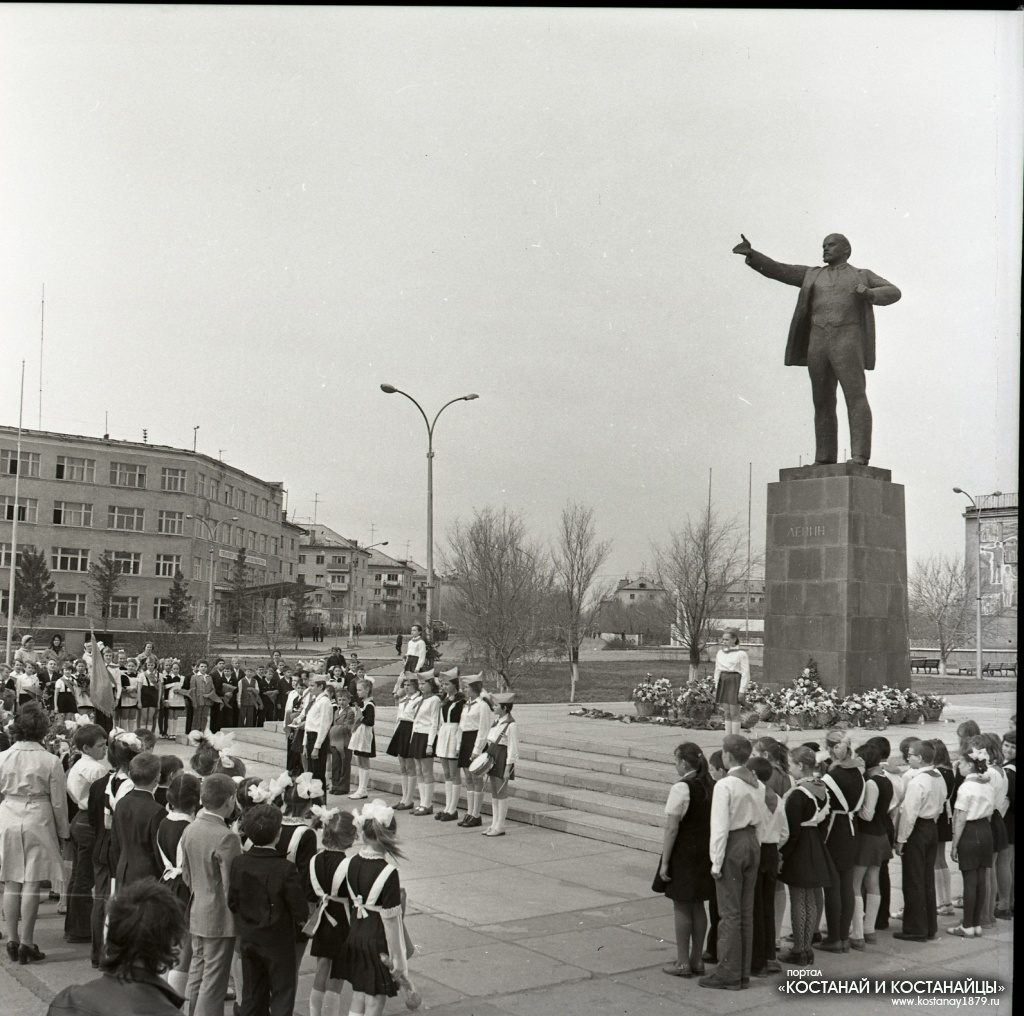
[846,456,869,465]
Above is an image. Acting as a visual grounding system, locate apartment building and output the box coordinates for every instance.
[297,524,372,633]
[1,426,301,636]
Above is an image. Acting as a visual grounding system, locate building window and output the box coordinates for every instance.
[108,596,139,619]
[246,530,256,550]
[234,526,244,547]
[108,506,144,531]
[209,479,219,501]
[272,537,279,556]
[259,534,267,554]
[1,543,22,568]
[298,554,306,564]
[157,510,184,535]
[110,551,142,575]
[248,494,257,514]
[2,449,41,476]
[297,573,305,584]
[55,593,88,617]
[109,462,147,488]
[52,500,93,527]
[155,554,181,577]
[222,484,232,505]
[55,455,96,482]
[316,554,325,564]
[51,547,90,572]
[153,597,169,621]
[330,574,347,585]
[3,496,38,523]
[331,555,344,565]
[161,467,187,492]
[196,473,206,497]
[193,557,203,581]
[259,498,268,518]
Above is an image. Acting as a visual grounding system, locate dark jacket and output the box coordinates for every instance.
[47,969,184,1016]
[111,789,166,887]
[227,845,308,944]
[745,251,901,370]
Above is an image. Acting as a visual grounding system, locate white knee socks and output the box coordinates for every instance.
[493,797,509,832]
[851,895,864,940]
[445,780,457,813]
[323,991,343,1016]
[935,867,951,907]
[310,988,325,1016]
[401,772,414,804]
[864,893,881,933]
[468,790,481,817]
[424,780,434,808]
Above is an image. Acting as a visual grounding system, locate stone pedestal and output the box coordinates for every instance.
[763,463,910,695]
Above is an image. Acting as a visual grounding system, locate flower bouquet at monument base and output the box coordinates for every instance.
[631,674,674,717]
[676,675,716,725]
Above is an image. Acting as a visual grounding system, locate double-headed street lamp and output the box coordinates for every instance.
[380,384,479,629]
[186,513,239,656]
[952,487,1002,679]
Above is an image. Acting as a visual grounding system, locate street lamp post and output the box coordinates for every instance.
[380,384,478,630]
[952,488,1002,678]
[348,540,388,642]
[186,513,239,657]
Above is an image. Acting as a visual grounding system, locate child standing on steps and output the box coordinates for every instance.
[713,630,750,738]
[348,679,376,800]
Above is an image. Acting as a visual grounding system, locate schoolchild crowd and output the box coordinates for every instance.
[655,720,1015,990]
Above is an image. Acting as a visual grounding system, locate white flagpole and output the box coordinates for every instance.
[5,361,26,665]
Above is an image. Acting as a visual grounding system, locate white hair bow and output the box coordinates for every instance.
[353,798,394,830]
[968,747,990,763]
[113,731,142,751]
[295,772,324,800]
[310,804,339,822]
[187,729,208,746]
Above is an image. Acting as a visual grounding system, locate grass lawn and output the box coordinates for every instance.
[476,658,1017,704]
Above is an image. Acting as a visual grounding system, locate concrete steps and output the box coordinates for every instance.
[214,717,669,854]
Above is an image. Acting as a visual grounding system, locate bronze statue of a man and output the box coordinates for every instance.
[732,233,901,466]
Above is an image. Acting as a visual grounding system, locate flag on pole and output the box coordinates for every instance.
[88,623,116,718]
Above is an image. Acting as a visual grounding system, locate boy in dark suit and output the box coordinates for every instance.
[228,804,308,1016]
[111,752,166,890]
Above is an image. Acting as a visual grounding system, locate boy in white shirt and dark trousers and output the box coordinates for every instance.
[702,735,767,991]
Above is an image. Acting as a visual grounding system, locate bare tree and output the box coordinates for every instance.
[909,554,989,674]
[443,507,555,690]
[551,503,611,702]
[654,506,748,681]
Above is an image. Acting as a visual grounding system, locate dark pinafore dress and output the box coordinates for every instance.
[307,849,353,980]
[659,777,714,902]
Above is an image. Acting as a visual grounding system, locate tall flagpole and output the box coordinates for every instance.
[38,285,45,430]
[5,361,26,665]
[745,461,752,639]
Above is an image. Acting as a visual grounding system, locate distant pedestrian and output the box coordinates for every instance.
[395,633,403,657]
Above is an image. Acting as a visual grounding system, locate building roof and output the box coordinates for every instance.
[0,424,284,492]
[365,547,413,569]
[299,523,368,551]
[615,576,666,593]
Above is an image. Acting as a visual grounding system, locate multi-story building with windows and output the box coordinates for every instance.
[363,549,430,634]
[1,426,301,641]
[296,524,372,635]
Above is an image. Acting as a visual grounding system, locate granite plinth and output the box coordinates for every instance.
[764,462,910,695]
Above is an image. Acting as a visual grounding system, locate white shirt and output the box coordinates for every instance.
[406,637,427,670]
[897,767,946,843]
[665,781,691,818]
[459,698,493,755]
[761,785,790,847]
[986,766,1009,817]
[955,777,995,822]
[714,648,751,693]
[411,695,442,751]
[396,692,423,723]
[305,692,334,748]
[66,756,112,810]
[709,767,768,875]
[486,716,519,766]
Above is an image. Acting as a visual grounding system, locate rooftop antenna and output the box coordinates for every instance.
[218,449,226,460]
[38,284,45,430]
[193,425,199,452]
[4,361,26,666]
[404,540,412,558]
[103,411,109,440]
[369,522,377,545]
[312,493,320,526]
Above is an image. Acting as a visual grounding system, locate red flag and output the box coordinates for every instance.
[88,624,116,718]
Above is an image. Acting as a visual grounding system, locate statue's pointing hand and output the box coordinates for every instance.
[732,234,752,256]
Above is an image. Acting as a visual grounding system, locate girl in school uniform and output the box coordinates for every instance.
[345,800,410,1016]
[409,676,442,816]
[435,673,466,822]
[713,628,750,737]
[948,745,995,938]
[306,808,357,1016]
[155,772,201,998]
[349,678,377,800]
[479,692,519,838]
[820,729,865,953]
[927,739,957,917]
[457,676,492,828]
[850,740,893,947]
[275,773,321,965]
[387,676,423,811]
[54,664,78,722]
[137,663,161,733]
[972,734,1009,929]
[779,745,836,965]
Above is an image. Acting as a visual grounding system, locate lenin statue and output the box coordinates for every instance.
[732,234,901,466]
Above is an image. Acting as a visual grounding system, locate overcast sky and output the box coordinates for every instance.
[1,7,1020,582]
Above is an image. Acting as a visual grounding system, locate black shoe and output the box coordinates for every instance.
[439,812,460,822]
[893,932,927,942]
[701,950,718,964]
[463,816,483,828]
[434,810,445,820]
[5,940,19,961]
[64,935,91,944]
[18,943,45,964]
